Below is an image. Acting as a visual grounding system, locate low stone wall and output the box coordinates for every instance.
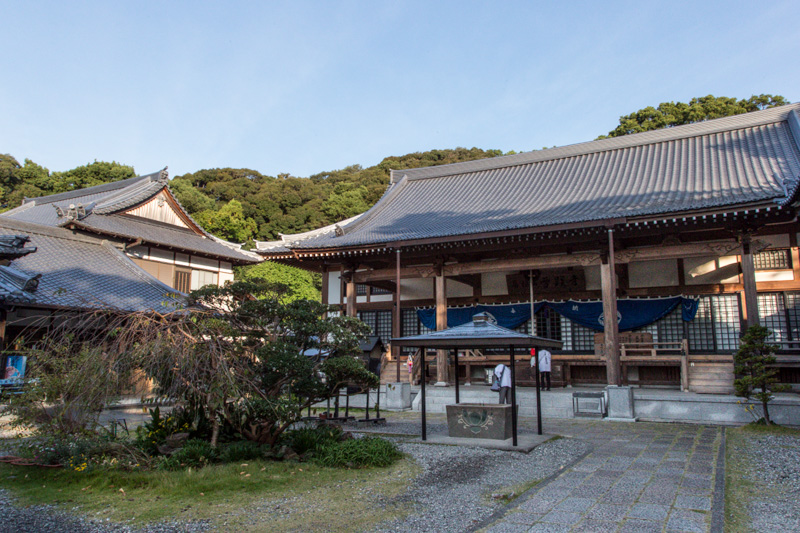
[634,391,800,426]
[408,386,800,426]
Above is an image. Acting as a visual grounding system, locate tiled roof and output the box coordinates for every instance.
[254,214,362,255]
[65,214,260,263]
[392,314,562,348]
[2,168,258,264]
[0,218,185,312]
[0,265,39,303]
[284,104,800,250]
[0,235,37,260]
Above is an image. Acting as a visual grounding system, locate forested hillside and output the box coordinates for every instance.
[168,147,508,243]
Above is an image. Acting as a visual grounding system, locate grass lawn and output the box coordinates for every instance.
[724,423,800,533]
[0,456,418,532]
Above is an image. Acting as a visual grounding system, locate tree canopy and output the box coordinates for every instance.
[0,156,136,210]
[598,94,789,139]
[169,147,509,242]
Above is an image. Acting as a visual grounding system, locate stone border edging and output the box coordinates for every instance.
[711,427,726,532]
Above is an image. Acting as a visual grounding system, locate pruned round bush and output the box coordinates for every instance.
[312,437,401,468]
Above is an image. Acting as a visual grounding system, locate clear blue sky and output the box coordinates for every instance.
[2,1,799,179]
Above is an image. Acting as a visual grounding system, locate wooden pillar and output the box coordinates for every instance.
[435,271,449,385]
[393,250,402,382]
[420,345,427,441]
[321,265,329,315]
[345,272,357,318]
[601,228,621,386]
[740,235,759,329]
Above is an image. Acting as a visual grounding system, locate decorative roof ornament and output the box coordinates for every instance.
[0,265,41,293]
[0,234,36,260]
[54,202,95,221]
[158,167,169,183]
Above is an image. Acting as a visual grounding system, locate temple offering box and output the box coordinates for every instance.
[445,403,514,441]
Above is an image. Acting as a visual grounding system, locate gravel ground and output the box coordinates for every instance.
[0,489,210,533]
[741,432,800,532]
[371,436,590,533]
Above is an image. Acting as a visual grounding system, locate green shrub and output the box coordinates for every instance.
[284,425,343,456]
[158,439,219,470]
[219,440,268,463]
[313,437,401,468]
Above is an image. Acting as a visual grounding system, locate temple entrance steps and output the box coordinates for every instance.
[687,360,735,394]
[380,359,410,384]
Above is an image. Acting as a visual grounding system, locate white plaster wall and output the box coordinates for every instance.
[628,259,679,288]
[762,234,790,248]
[400,278,433,300]
[370,294,393,302]
[446,279,473,298]
[584,266,601,291]
[756,270,794,282]
[327,272,341,304]
[219,272,235,285]
[481,272,508,296]
[684,256,740,285]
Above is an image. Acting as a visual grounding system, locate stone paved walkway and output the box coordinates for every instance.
[482,419,722,533]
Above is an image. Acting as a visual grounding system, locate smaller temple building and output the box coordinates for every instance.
[2,168,260,293]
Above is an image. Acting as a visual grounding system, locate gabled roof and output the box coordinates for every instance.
[67,214,261,263]
[0,218,185,312]
[3,168,259,264]
[275,104,800,252]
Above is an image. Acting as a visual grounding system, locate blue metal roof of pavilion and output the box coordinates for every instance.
[392,313,562,349]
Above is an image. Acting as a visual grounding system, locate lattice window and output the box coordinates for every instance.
[758,293,788,341]
[357,311,376,333]
[713,294,741,352]
[786,292,800,341]
[374,311,393,344]
[560,317,573,351]
[570,322,596,352]
[753,249,791,270]
[356,284,368,296]
[371,286,392,295]
[657,307,685,343]
[514,319,532,335]
[687,297,715,352]
[535,309,562,342]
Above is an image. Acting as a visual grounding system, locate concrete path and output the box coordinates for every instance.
[481,419,722,533]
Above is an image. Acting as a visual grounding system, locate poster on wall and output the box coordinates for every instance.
[4,355,27,380]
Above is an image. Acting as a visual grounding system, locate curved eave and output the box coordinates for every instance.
[276,199,794,261]
[61,221,259,265]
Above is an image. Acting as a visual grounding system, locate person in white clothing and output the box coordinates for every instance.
[533,348,552,391]
[493,363,512,404]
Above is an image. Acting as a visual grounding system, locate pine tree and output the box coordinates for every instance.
[733,325,789,425]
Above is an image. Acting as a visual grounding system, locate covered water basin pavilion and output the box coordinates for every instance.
[392,313,562,446]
